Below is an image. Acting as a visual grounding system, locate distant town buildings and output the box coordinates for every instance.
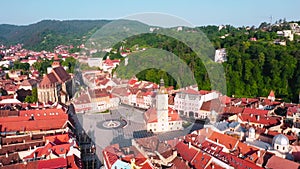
[277,30,294,41]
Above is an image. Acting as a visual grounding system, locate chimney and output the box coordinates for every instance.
[257,150,261,158]
[250,114,253,117]
[216,139,219,143]
[206,127,208,133]
[188,142,192,149]
[256,115,260,121]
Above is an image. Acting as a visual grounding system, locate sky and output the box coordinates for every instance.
[1,0,300,27]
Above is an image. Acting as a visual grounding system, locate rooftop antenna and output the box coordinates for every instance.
[269,15,273,25]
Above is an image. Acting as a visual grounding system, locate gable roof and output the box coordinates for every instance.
[37,157,68,169]
[175,141,198,162]
[190,151,212,169]
[238,114,280,126]
[39,73,59,87]
[265,155,300,169]
[208,131,238,150]
[52,67,71,82]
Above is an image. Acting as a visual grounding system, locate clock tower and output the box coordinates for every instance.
[156,79,169,132]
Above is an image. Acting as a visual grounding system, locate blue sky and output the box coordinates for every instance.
[1,0,299,27]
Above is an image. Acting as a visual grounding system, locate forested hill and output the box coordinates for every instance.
[0,20,111,51]
[112,22,300,102]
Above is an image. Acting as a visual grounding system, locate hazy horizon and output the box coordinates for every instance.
[1,0,299,27]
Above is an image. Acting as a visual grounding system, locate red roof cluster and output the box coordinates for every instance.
[238,113,280,126]
[0,107,70,132]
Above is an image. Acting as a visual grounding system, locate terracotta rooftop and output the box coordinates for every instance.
[144,107,182,123]
[242,108,269,116]
[190,151,212,169]
[208,131,238,150]
[37,157,68,169]
[238,114,280,126]
[200,99,224,113]
[223,106,244,114]
[175,141,198,162]
[265,155,300,169]
[169,157,190,169]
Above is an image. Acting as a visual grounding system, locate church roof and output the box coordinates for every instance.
[52,67,71,82]
[39,66,71,87]
[40,73,59,87]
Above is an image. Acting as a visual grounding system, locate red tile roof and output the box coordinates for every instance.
[235,142,259,163]
[128,78,138,85]
[200,99,224,113]
[45,133,71,145]
[223,106,244,114]
[206,162,225,169]
[181,88,199,95]
[67,155,82,169]
[208,131,238,150]
[19,108,67,119]
[219,152,263,169]
[238,114,280,126]
[170,157,190,169]
[0,118,69,132]
[265,155,300,169]
[37,157,68,169]
[242,108,269,116]
[266,130,296,142]
[190,151,212,169]
[88,88,110,98]
[200,141,223,156]
[102,144,121,169]
[220,95,232,104]
[175,141,198,162]
[199,90,211,95]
